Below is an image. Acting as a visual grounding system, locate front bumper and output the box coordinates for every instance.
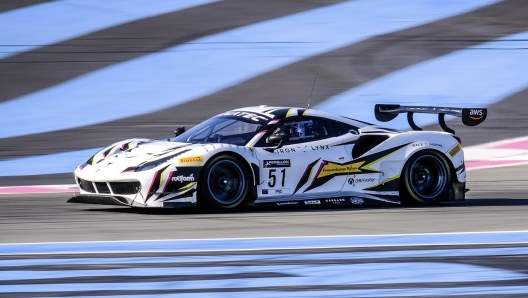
[67,194,141,207]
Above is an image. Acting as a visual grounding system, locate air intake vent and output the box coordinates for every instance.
[110,182,141,195]
[78,178,95,193]
[352,135,389,159]
[94,182,111,194]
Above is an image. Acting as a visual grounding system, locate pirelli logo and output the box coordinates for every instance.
[178,156,203,163]
[449,144,462,157]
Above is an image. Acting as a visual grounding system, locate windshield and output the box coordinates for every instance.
[172,116,264,145]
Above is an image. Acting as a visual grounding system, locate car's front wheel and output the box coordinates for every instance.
[199,155,249,210]
[400,150,452,205]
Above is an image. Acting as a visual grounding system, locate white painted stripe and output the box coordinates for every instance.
[0,0,218,60]
[0,263,524,292]
[41,286,528,298]
[1,246,528,267]
[1,231,528,255]
[0,0,501,139]
[316,31,528,130]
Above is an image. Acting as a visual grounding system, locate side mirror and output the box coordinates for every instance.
[264,133,290,152]
[174,126,185,137]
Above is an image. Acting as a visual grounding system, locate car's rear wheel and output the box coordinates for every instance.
[400,150,452,205]
[199,155,249,210]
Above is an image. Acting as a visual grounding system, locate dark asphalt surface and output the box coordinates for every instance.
[1,165,527,244]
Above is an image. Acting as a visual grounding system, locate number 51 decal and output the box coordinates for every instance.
[268,169,286,188]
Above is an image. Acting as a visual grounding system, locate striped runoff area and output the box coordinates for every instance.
[0,0,218,60]
[1,0,528,184]
[1,231,528,297]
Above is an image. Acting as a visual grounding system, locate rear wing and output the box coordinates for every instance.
[374,104,487,134]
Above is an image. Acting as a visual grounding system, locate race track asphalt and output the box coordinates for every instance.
[1,165,527,244]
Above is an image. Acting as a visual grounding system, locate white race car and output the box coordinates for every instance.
[69,104,486,209]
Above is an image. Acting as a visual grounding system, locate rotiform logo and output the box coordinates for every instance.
[171,174,194,182]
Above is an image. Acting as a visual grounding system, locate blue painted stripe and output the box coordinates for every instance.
[0,263,525,292]
[0,147,101,176]
[2,246,528,268]
[41,286,528,298]
[0,0,218,60]
[316,31,528,129]
[0,0,500,139]
[1,231,528,255]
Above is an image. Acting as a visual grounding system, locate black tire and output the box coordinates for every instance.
[199,155,249,210]
[400,150,452,205]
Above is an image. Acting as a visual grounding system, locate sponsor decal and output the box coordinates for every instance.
[449,144,462,157]
[264,159,291,168]
[171,174,195,182]
[304,200,321,205]
[276,201,298,206]
[348,177,376,184]
[218,111,269,122]
[325,198,345,204]
[469,109,483,120]
[276,148,296,153]
[303,143,410,193]
[413,142,442,148]
[261,188,289,194]
[273,188,290,194]
[350,197,364,205]
[311,145,330,150]
[178,156,203,163]
[318,161,364,178]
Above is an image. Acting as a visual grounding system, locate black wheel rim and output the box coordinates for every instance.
[409,154,447,199]
[207,160,245,205]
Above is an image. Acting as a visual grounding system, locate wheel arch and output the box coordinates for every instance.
[203,151,257,187]
[401,147,462,203]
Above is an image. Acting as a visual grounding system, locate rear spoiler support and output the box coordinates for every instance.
[375,104,487,134]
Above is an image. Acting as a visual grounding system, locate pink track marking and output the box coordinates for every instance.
[466,160,528,171]
[489,138,528,150]
[0,186,78,195]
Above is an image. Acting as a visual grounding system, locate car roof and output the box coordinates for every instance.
[230,105,373,128]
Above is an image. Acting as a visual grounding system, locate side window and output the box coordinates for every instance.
[273,118,329,144]
[328,120,359,136]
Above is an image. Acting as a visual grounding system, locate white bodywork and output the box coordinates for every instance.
[73,106,465,208]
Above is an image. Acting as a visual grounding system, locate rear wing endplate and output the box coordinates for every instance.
[374,104,487,134]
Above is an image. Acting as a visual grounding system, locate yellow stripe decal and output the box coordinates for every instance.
[179,182,197,191]
[160,167,170,188]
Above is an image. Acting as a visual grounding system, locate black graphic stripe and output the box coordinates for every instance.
[332,138,358,146]
[145,164,170,202]
[304,143,410,192]
[292,158,320,195]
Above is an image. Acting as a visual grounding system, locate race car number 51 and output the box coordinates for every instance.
[268,169,286,188]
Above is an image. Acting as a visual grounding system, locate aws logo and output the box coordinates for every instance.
[469,109,484,120]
